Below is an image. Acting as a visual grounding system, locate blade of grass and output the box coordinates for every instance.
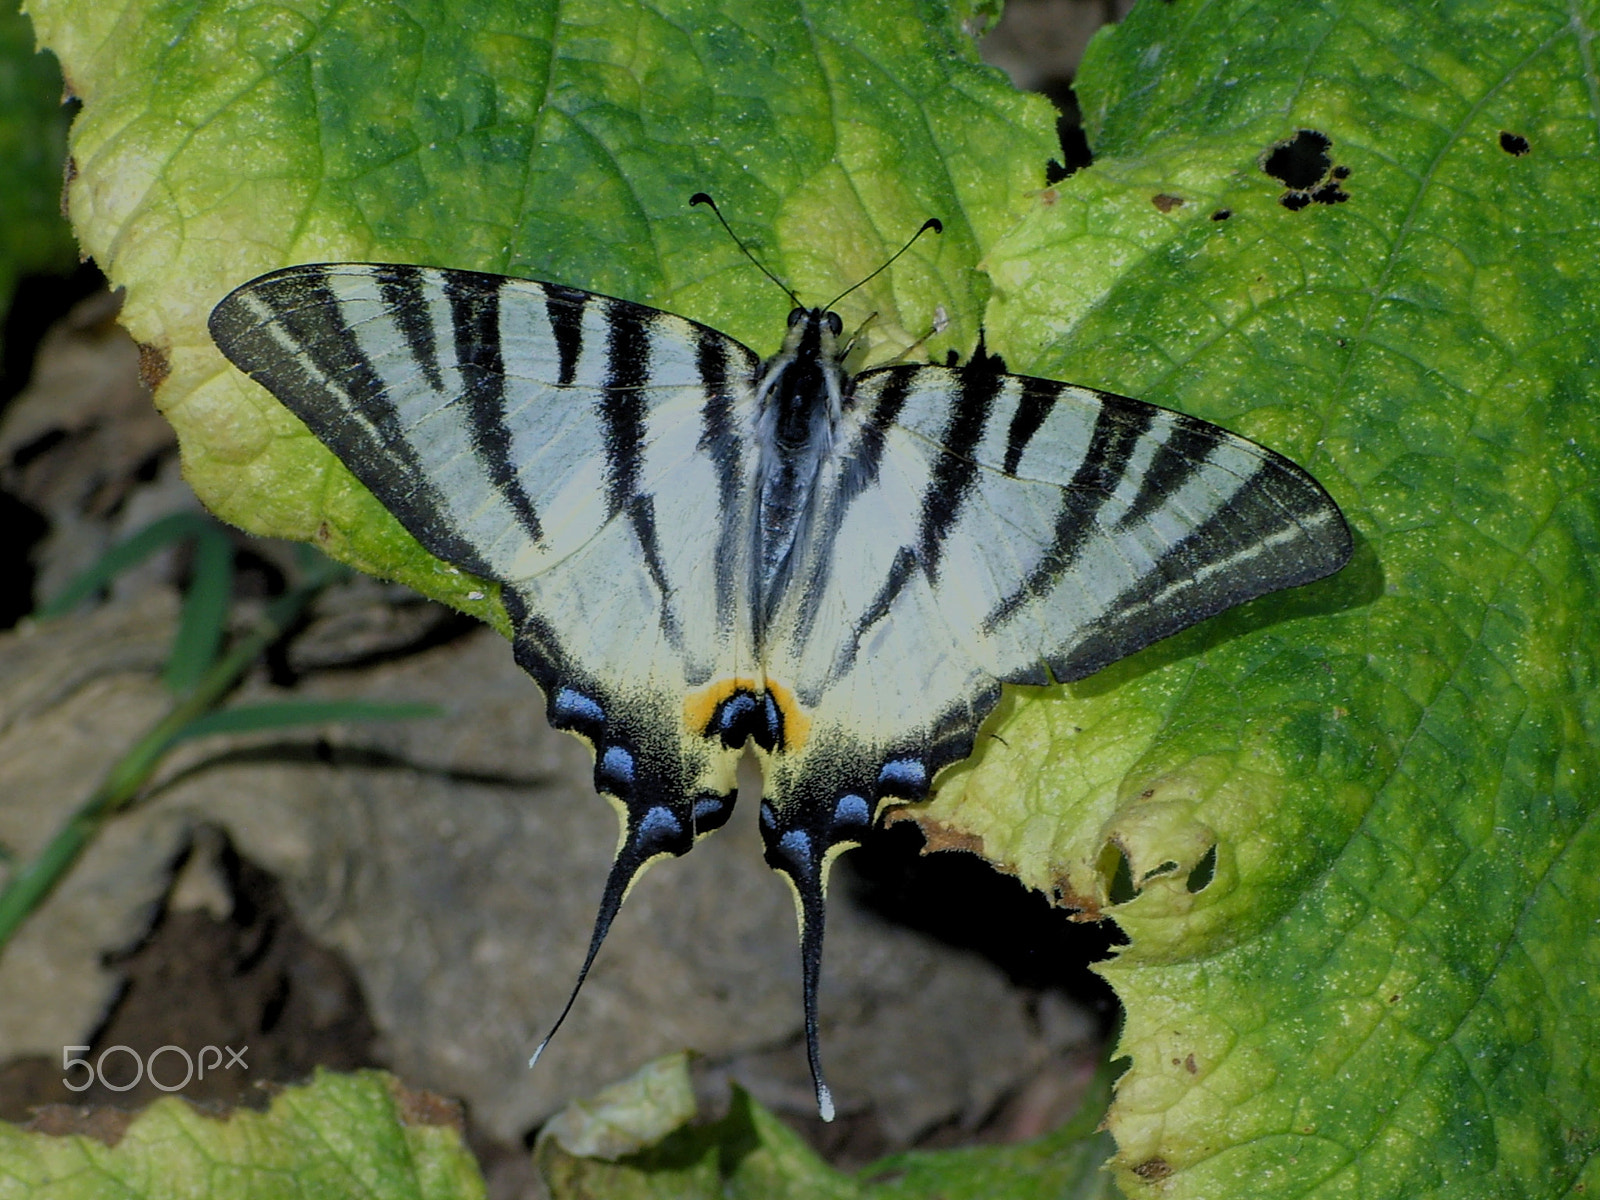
[173,699,440,741]
[33,512,217,620]
[0,560,346,952]
[161,524,234,693]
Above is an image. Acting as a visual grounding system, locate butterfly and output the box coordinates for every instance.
[208,196,1352,1122]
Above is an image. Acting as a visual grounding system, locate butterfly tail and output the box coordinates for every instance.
[529,805,693,1069]
[796,866,836,1123]
[761,804,839,1122]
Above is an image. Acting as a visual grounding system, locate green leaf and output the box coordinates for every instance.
[538,1053,701,1163]
[535,1052,1118,1199]
[920,2,1600,1196]
[0,1068,485,1198]
[23,0,1055,628]
[0,5,76,319]
[28,0,1600,1196]
[172,698,441,742]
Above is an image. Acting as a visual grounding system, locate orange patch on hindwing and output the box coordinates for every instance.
[683,676,811,752]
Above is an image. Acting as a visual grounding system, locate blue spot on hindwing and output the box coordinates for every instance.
[637,805,682,842]
[877,757,927,796]
[707,689,785,752]
[758,692,783,751]
[692,793,734,833]
[599,744,636,789]
[712,691,758,745]
[832,794,872,832]
[778,829,812,869]
[547,684,601,732]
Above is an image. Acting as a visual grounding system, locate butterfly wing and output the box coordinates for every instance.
[759,348,1350,903]
[210,263,763,1049]
[764,352,1351,809]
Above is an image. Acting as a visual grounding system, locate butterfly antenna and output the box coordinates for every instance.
[690,192,801,308]
[825,217,943,312]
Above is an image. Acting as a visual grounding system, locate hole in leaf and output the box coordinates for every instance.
[1264,130,1352,210]
[1186,844,1217,892]
[1035,80,1093,183]
[1262,129,1332,190]
[1211,208,1232,221]
[1499,131,1530,156]
[1103,844,1137,905]
[847,821,1124,1032]
[1140,860,1180,881]
[1046,127,1092,183]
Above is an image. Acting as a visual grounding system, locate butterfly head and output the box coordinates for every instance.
[788,306,844,338]
[756,306,851,447]
[780,306,846,363]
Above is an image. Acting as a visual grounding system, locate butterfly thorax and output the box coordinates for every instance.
[751,308,847,631]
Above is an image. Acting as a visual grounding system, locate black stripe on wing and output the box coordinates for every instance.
[601,301,681,649]
[375,264,444,390]
[697,328,748,631]
[446,273,545,547]
[545,283,589,386]
[208,264,499,578]
[1045,456,1352,682]
[916,352,1005,580]
[600,301,651,515]
[786,366,918,653]
[1003,377,1064,475]
[1112,413,1225,532]
[984,397,1159,631]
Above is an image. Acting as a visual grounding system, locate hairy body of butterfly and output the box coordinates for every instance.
[209,261,1352,1122]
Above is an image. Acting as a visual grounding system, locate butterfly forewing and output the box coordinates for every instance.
[210,262,763,955]
[757,357,1352,827]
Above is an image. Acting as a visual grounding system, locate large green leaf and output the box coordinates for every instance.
[22,0,1054,628]
[0,3,76,319]
[21,0,1600,1196]
[0,1068,485,1198]
[920,1,1600,1196]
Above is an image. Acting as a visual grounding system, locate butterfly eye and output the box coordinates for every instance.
[787,307,807,327]
[824,312,843,338]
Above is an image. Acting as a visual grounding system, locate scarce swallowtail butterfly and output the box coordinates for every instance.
[209,195,1352,1122]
